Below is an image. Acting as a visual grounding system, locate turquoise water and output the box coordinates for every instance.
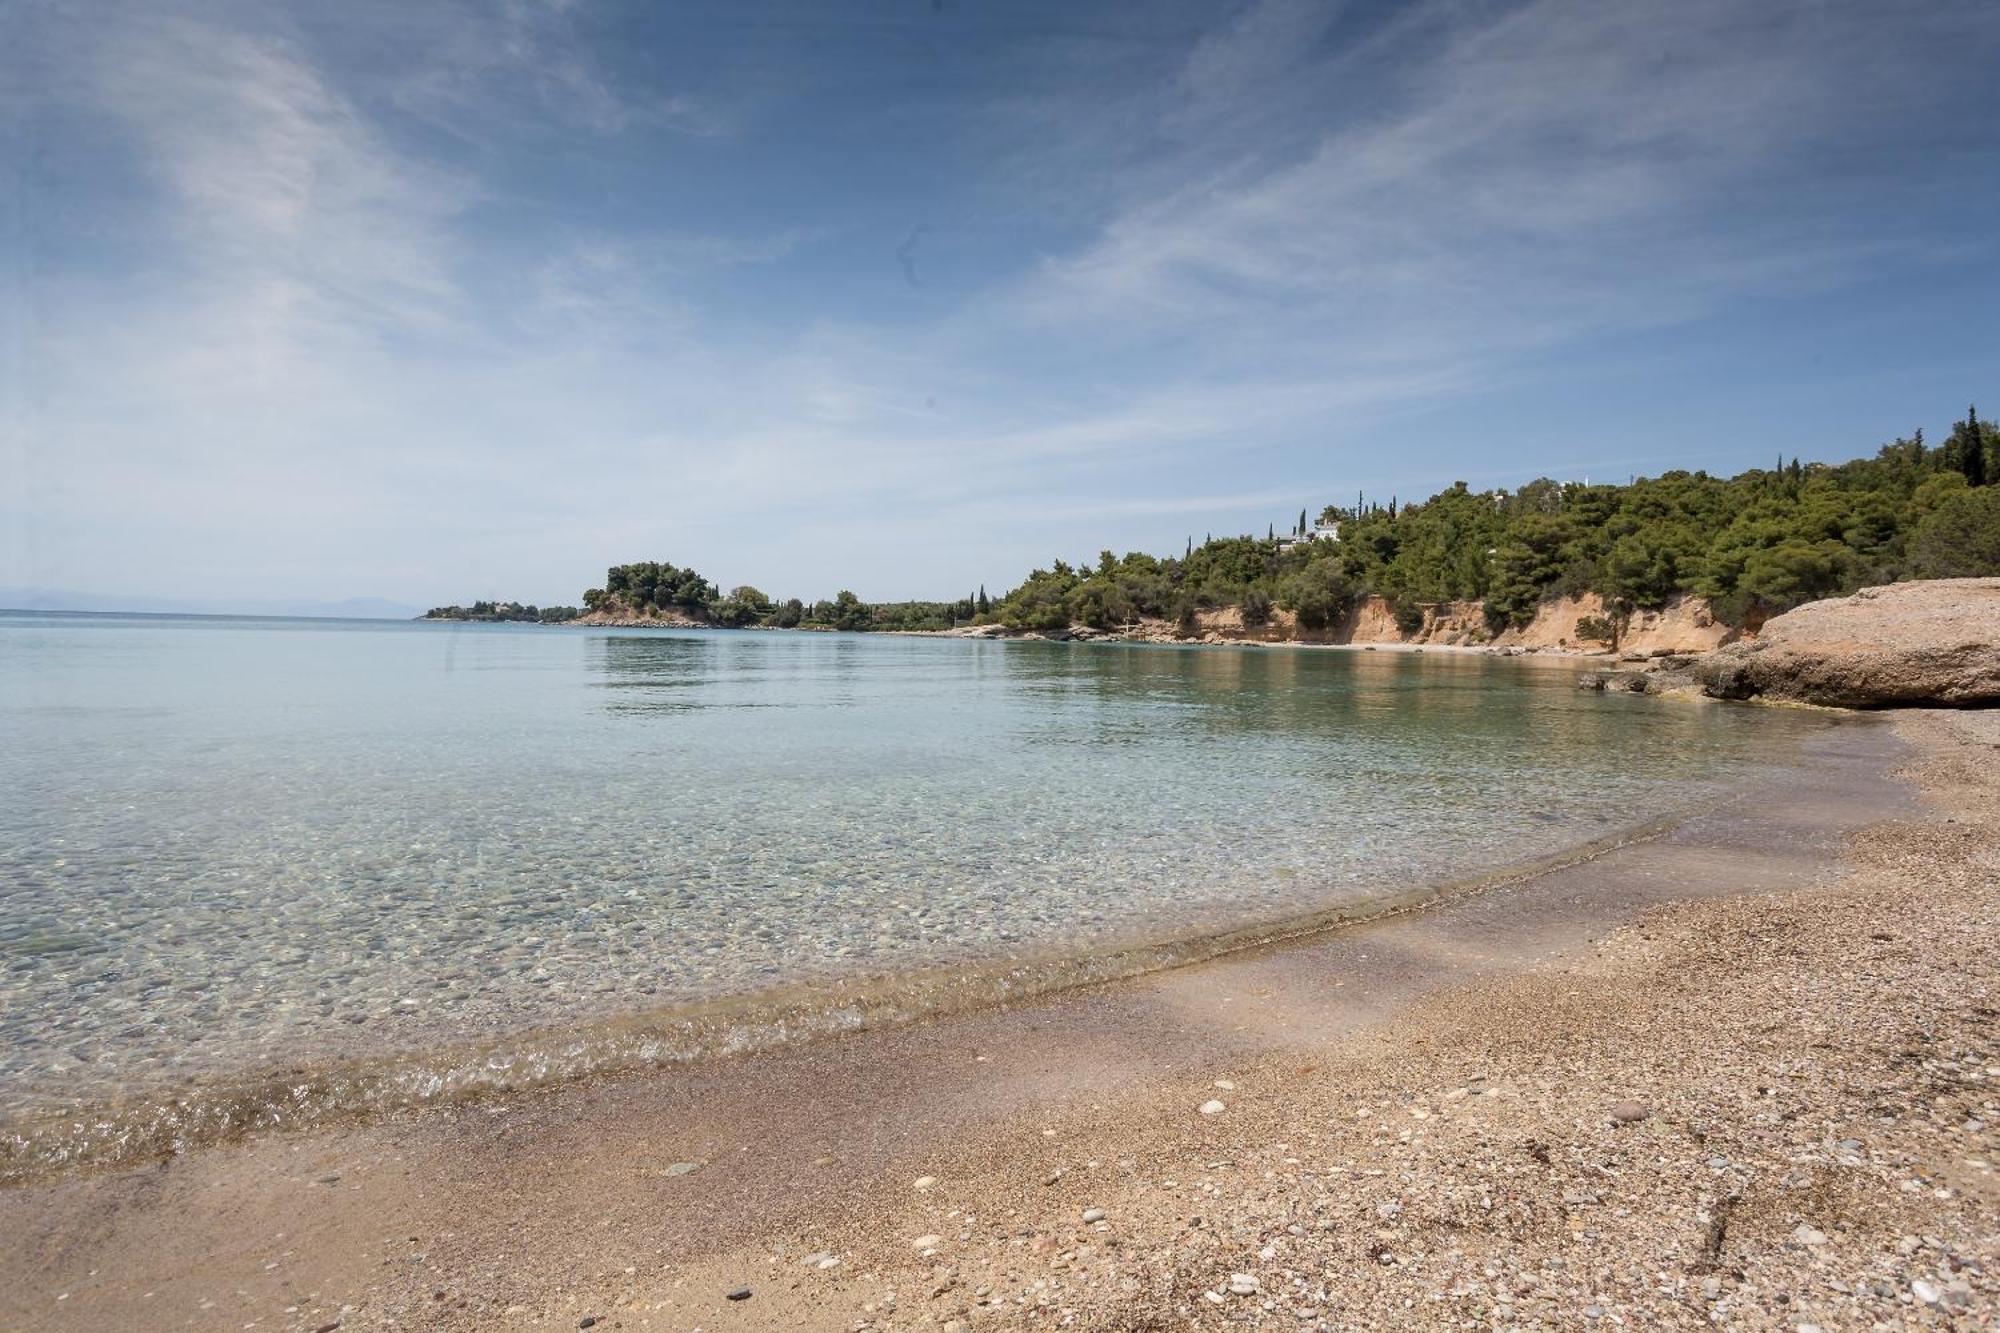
[0,611,1831,1172]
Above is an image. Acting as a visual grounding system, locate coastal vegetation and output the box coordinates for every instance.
[580,562,993,632]
[987,407,1999,635]
[476,409,1997,638]
[422,600,581,623]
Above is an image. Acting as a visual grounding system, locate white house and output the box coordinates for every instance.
[1277,518,1341,551]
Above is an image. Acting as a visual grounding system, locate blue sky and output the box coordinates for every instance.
[4,0,1998,609]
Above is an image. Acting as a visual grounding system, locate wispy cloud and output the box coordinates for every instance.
[358,0,731,142]
[7,0,1997,606]
[60,6,474,396]
[1026,0,1948,348]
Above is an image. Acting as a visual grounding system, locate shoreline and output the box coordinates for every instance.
[418,607,1615,657]
[9,712,1991,1331]
[0,746,1764,1188]
[435,613,1621,661]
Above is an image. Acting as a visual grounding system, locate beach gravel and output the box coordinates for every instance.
[693,710,1997,1331]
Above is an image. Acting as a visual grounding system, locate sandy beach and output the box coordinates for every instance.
[2,707,1993,1331]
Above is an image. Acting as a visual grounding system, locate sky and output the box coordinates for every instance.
[4,0,1999,611]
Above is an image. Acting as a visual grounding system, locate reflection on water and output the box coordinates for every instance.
[595,634,722,711]
[0,613,1835,1174]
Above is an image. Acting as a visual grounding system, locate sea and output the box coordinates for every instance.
[0,610,1836,1177]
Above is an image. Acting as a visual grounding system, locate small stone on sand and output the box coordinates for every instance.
[1199,1099,1227,1115]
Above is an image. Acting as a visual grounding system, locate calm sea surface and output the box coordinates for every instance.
[0,611,1833,1172]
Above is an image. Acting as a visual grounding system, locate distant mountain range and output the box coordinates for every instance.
[0,588,425,620]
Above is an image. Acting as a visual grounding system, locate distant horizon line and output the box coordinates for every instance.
[0,588,429,621]
[1,605,422,623]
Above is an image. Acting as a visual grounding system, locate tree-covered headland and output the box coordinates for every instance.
[577,559,995,633]
[422,600,581,623]
[986,408,2000,636]
[467,409,2000,637]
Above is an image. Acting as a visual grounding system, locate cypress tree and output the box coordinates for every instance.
[1963,404,1987,486]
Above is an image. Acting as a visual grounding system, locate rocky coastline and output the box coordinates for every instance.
[1579,578,2000,709]
[943,578,1996,712]
[570,612,709,629]
[931,590,1738,656]
[520,578,1999,712]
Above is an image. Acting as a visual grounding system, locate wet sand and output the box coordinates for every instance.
[4,714,1995,1331]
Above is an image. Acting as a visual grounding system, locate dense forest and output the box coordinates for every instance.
[554,408,1997,637]
[422,600,581,623]
[989,408,2000,635]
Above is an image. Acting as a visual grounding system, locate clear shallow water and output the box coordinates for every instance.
[0,612,1833,1172]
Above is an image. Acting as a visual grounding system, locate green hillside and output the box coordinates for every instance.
[991,408,1999,635]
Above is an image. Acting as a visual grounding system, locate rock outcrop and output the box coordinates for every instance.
[572,597,708,629]
[1490,592,1737,655]
[1318,591,1736,654]
[955,591,1740,654]
[1695,578,2000,708]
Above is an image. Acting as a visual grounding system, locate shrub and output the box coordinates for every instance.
[1575,615,1617,645]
